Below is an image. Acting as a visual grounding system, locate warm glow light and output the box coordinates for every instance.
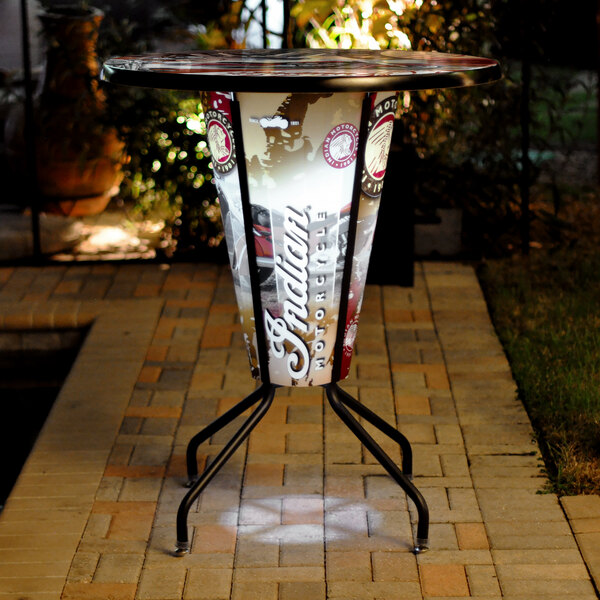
[186,118,204,133]
[218,496,406,546]
[305,0,421,50]
[87,226,140,249]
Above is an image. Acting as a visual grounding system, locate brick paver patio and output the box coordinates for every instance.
[0,261,598,599]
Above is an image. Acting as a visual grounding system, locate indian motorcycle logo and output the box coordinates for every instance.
[323,123,359,169]
[264,206,311,380]
[206,109,236,174]
[362,96,398,197]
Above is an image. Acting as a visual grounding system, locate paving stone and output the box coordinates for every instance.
[371,551,419,581]
[244,463,285,487]
[417,550,493,565]
[282,497,323,525]
[365,474,410,500]
[367,510,413,541]
[568,517,600,534]
[278,581,326,600]
[231,581,278,600]
[83,513,111,539]
[139,416,178,436]
[324,473,365,499]
[499,578,596,596]
[279,542,325,566]
[476,489,565,522]
[455,523,489,550]
[118,478,162,502]
[137,566,186,599]
[93,553,144,583]
[104,465,165,478]
[490,548,585,565]
[466,564,502,596]
[191,525,238,554]
[235,538,279,567]
[327,580,422,599]
[234,566,324,583]
[286,431,323,454]
[283,465,323,493]
[239,498,282,526]
[326,550,372,581]
[286,405,323,425]
[488,534,578,551]
[419,564,470,597]
[573,532,600,588]
[184,568,233,599]
[440,455,470,478]
[151,390,186,407]
[485,519,572,538]
[561,495,600,520]
[107,512,154,541]
[66,551,100,583]
[496,563,589,582]
[0,561,70,579]
[425,523,460,550]
[62,582,137,599]
[395,394,432,415]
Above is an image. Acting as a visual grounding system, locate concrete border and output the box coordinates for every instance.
[0,299,163,595]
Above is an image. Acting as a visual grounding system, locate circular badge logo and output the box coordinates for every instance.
[362,96,398,197]
[323,123,359,169]
[206,109,236,174]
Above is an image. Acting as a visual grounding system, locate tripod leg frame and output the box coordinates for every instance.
[174,384,276,556]
[324,383,429,554]
[175,382,429,556]
[184,385,267,486]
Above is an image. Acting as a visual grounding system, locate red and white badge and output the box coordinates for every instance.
[206,109,236,174]
[323,123,359,169]
[362,96,397,197]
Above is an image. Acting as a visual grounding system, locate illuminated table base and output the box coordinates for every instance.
[100,49,501,557]
[174,87,430,555]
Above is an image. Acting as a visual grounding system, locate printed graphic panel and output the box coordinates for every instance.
[237,91,363,386]
[205,90,397,387]
[339,92,399,380]
[202,91,260,378]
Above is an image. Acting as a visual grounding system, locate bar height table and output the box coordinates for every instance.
[101,49,500,556]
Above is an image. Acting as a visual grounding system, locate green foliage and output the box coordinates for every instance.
[291,0,524,255]
[291,0,591,256]
[480,252,600,494]
[93,4,224,256]
[291,0,417,49]
[91,0,589,257]
[114,93,222,256]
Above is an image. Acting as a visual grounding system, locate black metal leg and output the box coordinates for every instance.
[185,385,266,486]
[334,384,413,477]
[175,384,276,556]
[324,383,429,554]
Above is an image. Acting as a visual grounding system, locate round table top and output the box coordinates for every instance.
[101,48,501,93]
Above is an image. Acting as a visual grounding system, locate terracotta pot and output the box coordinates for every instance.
[5,5,126,217]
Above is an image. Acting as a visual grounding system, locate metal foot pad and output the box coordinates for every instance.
[184,476,199,488]
[174,540,191,557]
[413,538,429,554]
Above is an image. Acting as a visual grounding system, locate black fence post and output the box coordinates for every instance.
[20,0,42,261]
[519,1,532,256]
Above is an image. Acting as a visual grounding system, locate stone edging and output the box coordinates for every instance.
[0,299,163,589]
[561,495,600,594]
